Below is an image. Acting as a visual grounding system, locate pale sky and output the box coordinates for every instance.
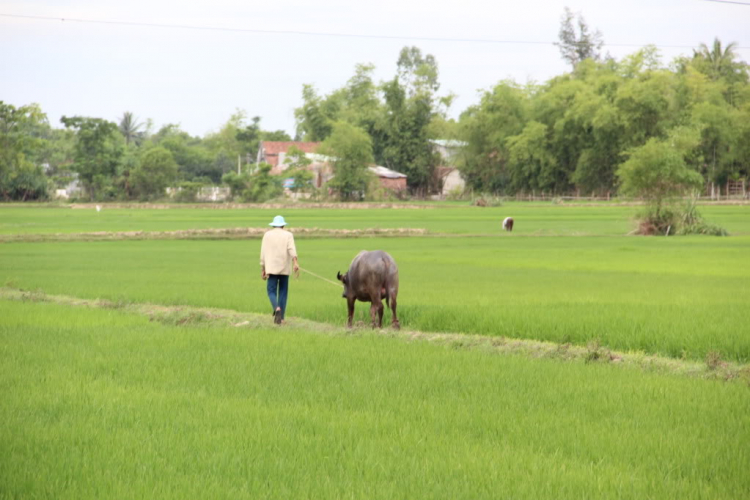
[1,0,748,138]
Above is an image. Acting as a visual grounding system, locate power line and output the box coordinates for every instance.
[2,13,748,50]
[701,0,750,5]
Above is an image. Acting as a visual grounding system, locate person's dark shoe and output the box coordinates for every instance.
[273,308,282,325]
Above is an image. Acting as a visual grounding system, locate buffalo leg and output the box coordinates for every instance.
[390,295,400,329]
[347,298,355,328]
[370,297,383,328]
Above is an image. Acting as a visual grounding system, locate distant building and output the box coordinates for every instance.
[165,186,231,202]
[256,141,409,194]
[430,139,467,165]
[368,165,407,192]
[435,166,465,196]
[53,175,83,200]
[256,141,322,175]
[430,139,467,196]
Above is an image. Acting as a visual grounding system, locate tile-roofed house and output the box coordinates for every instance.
[256,141,322,174]
[368,165,407,192]
[316,164,408,193]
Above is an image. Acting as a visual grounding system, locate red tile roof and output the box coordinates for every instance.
[262,141,321,155]
[260,141,322,168]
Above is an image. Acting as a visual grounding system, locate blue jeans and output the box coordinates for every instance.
[266,274,289,319]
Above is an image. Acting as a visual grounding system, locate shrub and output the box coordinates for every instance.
[675,196,728,236]
[221,163,283,203]
[446,187,469,201]
[172,182,204,203]
[633,196,727,236]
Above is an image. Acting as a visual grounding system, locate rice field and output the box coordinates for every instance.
[1,202,749,499]
[2,299,749,499]
[2,201,749,236]
[2,234,748,361]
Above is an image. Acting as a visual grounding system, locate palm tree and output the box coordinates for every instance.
[693,38,742,81]
[119,111,143,145]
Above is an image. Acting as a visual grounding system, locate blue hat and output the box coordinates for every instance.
[269,215,287,227]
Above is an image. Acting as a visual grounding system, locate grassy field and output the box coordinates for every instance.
[0,203,631,236]
[3,202,749,236]
[2,235,748,361]
[1,202,749,498]
[2,299,748,499]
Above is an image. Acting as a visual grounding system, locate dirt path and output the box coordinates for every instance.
[0,227,429,243]
[2,287,746,384]
[69,202,439,210]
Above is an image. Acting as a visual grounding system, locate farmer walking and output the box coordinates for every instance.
[260,215,299,325]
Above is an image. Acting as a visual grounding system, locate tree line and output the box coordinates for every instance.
[0,104,294,202]
[1,9,748,203]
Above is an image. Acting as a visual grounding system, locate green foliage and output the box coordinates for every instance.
[380,76,440,195]
[0,102,50,200]
[221,163,282,202]
[203,110,247,177]
[220,171,249,199]
[3,163,48,201]
[294,84,339,141]
[617,128,704,216]
[171,181,205,203]
[458,40,750,196]
[61,115,124,200]
[284,145,313,171]
[236,116,292,163]
[675,195,728,236]
[691,101,743,185]
[554,7,604,69]
[320,122,374,200]
[6,37,750,204]
[617,129,726,236]
[458,82,529,193]
[294,49,447,195]
[396,46,440,95]
[131,147,179,200]
[150,124,220,183]
[118,111,144,145]
[691,38,749,85]
[282,145,315,194]
[507,121,559,192]
[288,168,314,194]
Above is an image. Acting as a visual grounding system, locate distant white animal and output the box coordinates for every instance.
[96,205,101,213]
[502,217,514,232]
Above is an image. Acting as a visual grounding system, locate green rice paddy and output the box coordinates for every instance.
[1,202,749,499]
[2,202,748,235]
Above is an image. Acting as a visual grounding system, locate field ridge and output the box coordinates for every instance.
[0,226,429,243]
[3,286,747,384]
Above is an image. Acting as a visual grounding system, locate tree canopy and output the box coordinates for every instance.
[3,27,749,203]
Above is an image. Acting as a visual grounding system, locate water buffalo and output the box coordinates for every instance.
[502,217,514,232]
[337,250,400,329]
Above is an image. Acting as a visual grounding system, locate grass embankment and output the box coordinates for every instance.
[2,299,748,499]
[2,236,748,362]
[3,287,745,381]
